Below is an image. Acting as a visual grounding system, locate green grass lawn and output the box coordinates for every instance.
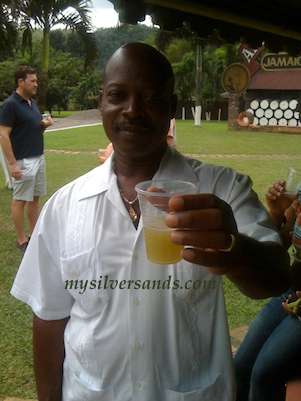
[1,120,300,398]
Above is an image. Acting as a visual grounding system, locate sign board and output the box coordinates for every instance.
[261,53,301,70]
[221,63,251,94]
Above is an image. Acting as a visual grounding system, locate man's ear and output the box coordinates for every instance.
[171,94,177,117]
[98,91,103,113]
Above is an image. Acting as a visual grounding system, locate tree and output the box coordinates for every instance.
[202,43,240,108]
[173,52,196,101]
[17,0,98,112]
[164,39,196,101]
[46,50,83,112]
[0,1,20,58]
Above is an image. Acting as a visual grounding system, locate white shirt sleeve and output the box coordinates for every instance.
[11,194,74,320]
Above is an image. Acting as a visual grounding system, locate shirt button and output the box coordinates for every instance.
[135,341,142,349]
[133,253,139,260]
[135,382,141,388]
[72,271,78,277]
[133,298,140,305]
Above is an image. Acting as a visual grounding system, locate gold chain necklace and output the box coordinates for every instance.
[119,189,139,222]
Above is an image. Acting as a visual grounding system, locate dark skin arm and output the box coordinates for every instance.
[266,179,296,249]
[266,180,301,290]
[33,314,69,401]
[165,194,290,299]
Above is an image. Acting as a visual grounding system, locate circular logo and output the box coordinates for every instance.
[222,63,251,94]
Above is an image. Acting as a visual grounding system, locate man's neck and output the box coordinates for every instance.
[16,88,30,102]
[113,146,167,200]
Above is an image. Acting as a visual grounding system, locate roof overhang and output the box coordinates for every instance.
[109,0,301,54]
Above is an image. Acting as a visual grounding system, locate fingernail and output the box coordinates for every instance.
[165,212,178,227]
[182,248,196,260]
[170,230,183,243]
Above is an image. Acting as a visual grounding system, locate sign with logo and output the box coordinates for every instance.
[221,63,251,94]
[238,44,265,77]
[261,53,301,70]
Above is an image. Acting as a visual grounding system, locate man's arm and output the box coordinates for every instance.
[0,125,21,179]
[33,314,69,401]
[166,194,291,299]
[224,236,290,299]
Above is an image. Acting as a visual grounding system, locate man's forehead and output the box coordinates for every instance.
[25,74,37,80]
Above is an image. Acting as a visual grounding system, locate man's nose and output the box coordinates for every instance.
[122,96,144,118]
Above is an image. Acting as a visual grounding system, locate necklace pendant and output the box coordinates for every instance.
[129,206,138,221]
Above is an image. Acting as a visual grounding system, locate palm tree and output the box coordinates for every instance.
[18,0,98,112]
[0,1,20,57]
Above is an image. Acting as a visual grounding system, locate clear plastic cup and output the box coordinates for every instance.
[135,180,197,264]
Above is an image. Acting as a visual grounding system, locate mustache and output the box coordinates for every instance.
[117,119,151,130]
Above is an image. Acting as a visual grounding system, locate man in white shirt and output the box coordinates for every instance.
[11,43,290,401]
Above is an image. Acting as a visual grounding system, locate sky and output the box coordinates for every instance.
[90,0,119,28]
[90,0,153,28]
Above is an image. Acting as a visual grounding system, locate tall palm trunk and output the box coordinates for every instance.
[37,10,50,113]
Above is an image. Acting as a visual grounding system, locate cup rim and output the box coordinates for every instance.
[135,180,196,197]
[288,167,301,175]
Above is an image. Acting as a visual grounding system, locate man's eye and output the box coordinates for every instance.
[108,92,123,101]
[145,94,161,101]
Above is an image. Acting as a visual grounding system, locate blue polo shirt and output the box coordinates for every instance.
[0,91,44,160]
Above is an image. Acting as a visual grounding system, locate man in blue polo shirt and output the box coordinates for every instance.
[0,65,53,252]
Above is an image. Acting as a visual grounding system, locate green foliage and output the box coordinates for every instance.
[0,2,19,57]
[173,52,196,101]
[94,24,157,69]
[201,43,240,105]
[164,38,194,63]
[163,39,196,101]
[0,24,158,109]
[47,50,84,111]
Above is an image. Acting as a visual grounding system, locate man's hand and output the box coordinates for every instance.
[165,193,290,299]
[165,194,239,275]
[10,162,22,180]
[41,116,54,128]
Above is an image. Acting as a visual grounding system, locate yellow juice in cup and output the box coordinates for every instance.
[143,219,183,264]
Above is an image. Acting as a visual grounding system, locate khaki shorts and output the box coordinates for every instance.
[12,155,47,201]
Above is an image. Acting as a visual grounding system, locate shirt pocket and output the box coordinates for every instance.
[172,261,218,304]
[61,246,109,318]
[66,367,115,401]
[165,374,226,401]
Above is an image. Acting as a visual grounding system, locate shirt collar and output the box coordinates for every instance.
[78,146,199,200]
[154,146,199,185]
[12,90,33,104]
[78,155,114,200]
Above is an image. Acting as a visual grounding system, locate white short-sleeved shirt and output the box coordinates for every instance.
[11,147,280,401]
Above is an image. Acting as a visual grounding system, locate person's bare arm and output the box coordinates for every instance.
[0,125,22,179]
[33,314,69,401]
[266,179,296,249]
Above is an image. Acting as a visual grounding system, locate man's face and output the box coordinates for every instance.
[19,74,38,97]
[99,50,176,159]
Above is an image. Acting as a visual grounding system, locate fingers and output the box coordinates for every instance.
[166,194,236,232]
[165,194,238,271]
[146,186,169,211]
[11,165,22,180]
[170,226,235,248]
[180,246,236,275]
[168,194,232,214]
[266,181,285,199]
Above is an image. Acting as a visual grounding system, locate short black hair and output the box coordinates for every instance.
[104,43,175,92]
